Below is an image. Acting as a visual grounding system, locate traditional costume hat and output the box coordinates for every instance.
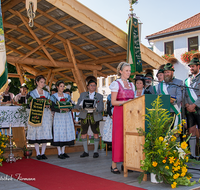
[134,74,145,85]
[156,64,165,77]
[145,69,153,78]
[85,76,97,86]
[164,63,175,71]
[63,88,72,94]
[20,83,28,89]
[188,53,200,66]
[50,84,57,92]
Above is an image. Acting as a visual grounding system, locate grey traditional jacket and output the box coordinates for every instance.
[75,91,104,122]
[157,78,183,112]
[185,73,200,108]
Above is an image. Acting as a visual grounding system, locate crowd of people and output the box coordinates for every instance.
[1,55,200,174]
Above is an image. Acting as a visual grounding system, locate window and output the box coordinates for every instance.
[164,41,174,55]
[108,76,115,85]
[188,36,198,51]
[102,78,106,86]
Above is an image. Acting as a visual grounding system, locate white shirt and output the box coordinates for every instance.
[89,91,95,99]
[109,78,135,92]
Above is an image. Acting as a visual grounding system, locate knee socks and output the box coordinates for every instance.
[94,138,99,153]
[57,147,61,155]
[41,143,47,155]
[82,138,88,153]
[189,136,196,157]
[34,143,40,156]
[61,146,65,154]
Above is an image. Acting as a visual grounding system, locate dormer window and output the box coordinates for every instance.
[164,41,174,55]
[188,36,198,51]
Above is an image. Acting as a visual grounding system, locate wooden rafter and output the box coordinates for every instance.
[46,69,52,85]
[2,0,24,13]
[16,11,58,67]
[15,63,24,84]
[102,63,117,73]
[57,71,75,83]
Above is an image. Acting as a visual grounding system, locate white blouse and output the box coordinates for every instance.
[109,79,135,92]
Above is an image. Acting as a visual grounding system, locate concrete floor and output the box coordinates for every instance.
[0,150,200,190]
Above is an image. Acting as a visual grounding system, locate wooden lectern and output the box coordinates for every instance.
[123,94,170,180]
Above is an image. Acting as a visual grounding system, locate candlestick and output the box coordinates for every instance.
[9,123,11,135]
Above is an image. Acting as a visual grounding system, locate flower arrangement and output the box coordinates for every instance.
[181,50,199,63]
[162,54,174,60]
[138,96,196,188]
[0,132,9,166]
[162,54,178,64]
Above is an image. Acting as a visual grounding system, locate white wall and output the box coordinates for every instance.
[152,31,200,82]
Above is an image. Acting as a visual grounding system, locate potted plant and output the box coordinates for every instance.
[23,145,32,159]
[181,50,199,63]
[162,54,178,64]
[138,96,196,188]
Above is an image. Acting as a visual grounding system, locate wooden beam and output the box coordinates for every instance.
[7,56,102,70]
[15,63,24,84]
[71,69,82,93]
[8,73,35,79]
[3,22,17,29]
[102,63,117,73]
[16,33,56,64]
[16,11,58,67]
[66,39,86,93]
[37,8,115,57]
[46,69,52,85]
[46,0,127,49]
[93,70,97,78]
[63,42,72,62]
[97,71,107,78]
[2,0,23,13]
[79,70,87,90]
[6,45,25,56]
[82,54,126,65]
[57,71,75,82]
[5,33,48,59]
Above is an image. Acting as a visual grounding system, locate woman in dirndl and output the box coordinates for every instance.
[50,81,75,159]
[109,62,135,174]
[27,75,52,160]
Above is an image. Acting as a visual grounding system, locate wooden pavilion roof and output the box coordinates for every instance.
[2,0,166,91]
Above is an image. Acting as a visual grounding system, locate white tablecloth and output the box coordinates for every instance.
[0,106,28,128]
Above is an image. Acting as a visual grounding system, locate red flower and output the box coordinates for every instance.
[60,98,66,101]
[40,96,46,98]
[165,157,167,160]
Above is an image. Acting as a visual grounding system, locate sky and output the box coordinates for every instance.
[77,0,200,47]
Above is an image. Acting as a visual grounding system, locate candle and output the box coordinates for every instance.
[9,124,11,135]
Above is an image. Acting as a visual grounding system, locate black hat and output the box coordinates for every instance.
[20,83,28,89]
[134,75,145,85]
[156,69,164,77]
[64,89,72,93]
[188,58,200,66]
[145,69,153,78]
[164,63,175,71]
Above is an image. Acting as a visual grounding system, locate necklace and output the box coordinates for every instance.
[121,78,127,81]
[58,92,63,96]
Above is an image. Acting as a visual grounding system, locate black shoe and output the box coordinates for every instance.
[189,155,196,160]
[93,152,99,158]
[63,153,70,158]
[58,154,66,159]
[36,155,42,160]
[41,154,48,159]
[111,166,120,174]
[80,152,89,158]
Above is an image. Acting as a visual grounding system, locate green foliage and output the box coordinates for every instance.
[65,82,78,92]
[138,96,194,188]
[0,132,9,166]
[7,63,20,95]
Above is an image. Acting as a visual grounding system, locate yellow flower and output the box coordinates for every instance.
[2,138,4,141]
[152,161,158,167]
[182,135,186,138]
[173,173,180,179]
[182,166,187,173]
[159,137,164,141]
[165,166,169,170]
[171,182,177,189]
[169,156,175,164]
[187,176,192,180]
[0,158,3,162]
[185,156,189,162]
[162,159,166,163]
[181,172,186,177]
[174,160,180,167]
[171,135,177,142]
[181,142,188,149]
[182,119,186,125]
[0,132,1,136]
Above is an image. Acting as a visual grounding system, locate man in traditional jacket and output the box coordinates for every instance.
[157,63,183,127]
[144,69,154,94]
[185,57,200,160]
[75,76,104,158]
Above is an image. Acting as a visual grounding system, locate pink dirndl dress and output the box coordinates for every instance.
[112,81,134,162]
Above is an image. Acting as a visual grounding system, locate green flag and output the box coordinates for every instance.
[127,16,142,74]
[0,0,8,93]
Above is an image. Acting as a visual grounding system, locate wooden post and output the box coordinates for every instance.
[15,63,24,84]
[49,73,55,89]
[46,69,52,85]
[71,69,83,93]
[93,70,98,92]
[66,39,86,93]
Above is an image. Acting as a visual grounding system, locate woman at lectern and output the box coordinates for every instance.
[26,75,52,160]
[109,62,135,174]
